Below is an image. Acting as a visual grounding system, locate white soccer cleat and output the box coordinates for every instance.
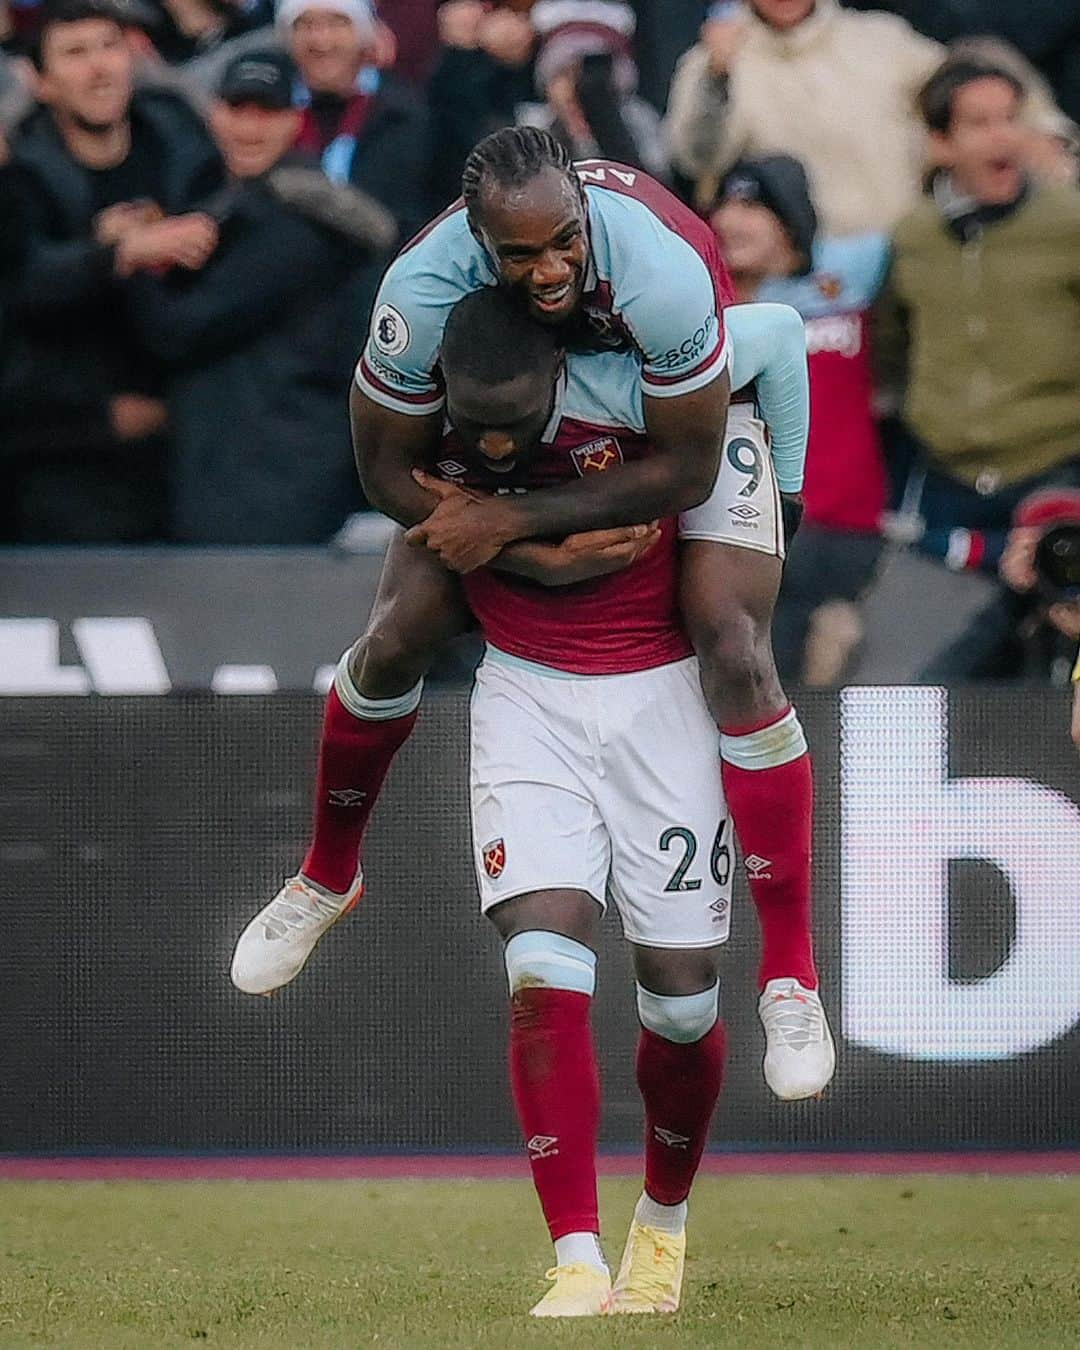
[529,1264,612,1318]
[230,871,363,996]
[759,978,836,1100]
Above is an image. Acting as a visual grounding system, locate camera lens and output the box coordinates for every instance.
[1035,524,1080,597]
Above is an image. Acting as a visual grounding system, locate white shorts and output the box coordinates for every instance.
[469,653,733,948]
[679,401,785,559]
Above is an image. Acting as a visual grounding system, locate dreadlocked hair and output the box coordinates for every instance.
[461,126,578,221]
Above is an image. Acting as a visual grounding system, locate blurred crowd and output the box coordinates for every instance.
[3,0,1080,684]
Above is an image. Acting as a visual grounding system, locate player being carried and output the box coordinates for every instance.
[231,126,834,1100]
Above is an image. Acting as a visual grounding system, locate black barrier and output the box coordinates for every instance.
[0,545,1010,691]
[2,689,1079,1154]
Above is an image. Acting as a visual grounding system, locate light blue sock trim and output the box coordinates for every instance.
[505,930,597,997]
[334,649,423,721]
[720,708,807,771]
[726,302,810,494]
[636,981,719,1043]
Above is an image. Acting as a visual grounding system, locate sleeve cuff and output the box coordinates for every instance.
[641,335,730,400]
[354,356,444,417]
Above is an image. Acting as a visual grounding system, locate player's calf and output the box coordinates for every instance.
[612,976,726,1314]
[489,911,610,1317]
[300,647,422,894]
[229,648,420,996]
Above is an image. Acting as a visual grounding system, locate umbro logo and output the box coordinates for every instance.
[437,458,466,477]
[710,897,729,922]
[328,789,367,807]
[745,854,772,878]
[527,1134,559,1159]
[654,1127,690,1149]
[728,504,761,521]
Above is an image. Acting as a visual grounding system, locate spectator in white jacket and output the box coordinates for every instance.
[665,0,942,234]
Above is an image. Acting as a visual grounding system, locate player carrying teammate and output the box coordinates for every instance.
[232,127,833,1100]
[436,284,761,1317]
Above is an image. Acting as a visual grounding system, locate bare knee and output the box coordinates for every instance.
[633,947,721,1042]
[487,889,602,948]
[350,623,435,700]
[633,945,719,998]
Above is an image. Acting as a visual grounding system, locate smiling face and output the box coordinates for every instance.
[711,197,799,283]
[446,369,557,476]
[38,17,133,130]
[289,9,367,96]
[211,100,302,178]
[934,75,1026,205]
[470,165,589,325]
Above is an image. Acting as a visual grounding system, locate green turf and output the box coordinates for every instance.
[1,1176,1078,1348]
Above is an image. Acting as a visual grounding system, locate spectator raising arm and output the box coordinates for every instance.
[666,0,943,234]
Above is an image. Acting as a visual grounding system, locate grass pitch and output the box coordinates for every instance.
[1,1176,1078,1348]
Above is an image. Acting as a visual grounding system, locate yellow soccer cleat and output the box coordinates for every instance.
[529,1263,612,1318]
[608,1222,686,1314]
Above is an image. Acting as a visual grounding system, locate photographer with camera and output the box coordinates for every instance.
[1001,488,1080,752]
[516,0,668,181]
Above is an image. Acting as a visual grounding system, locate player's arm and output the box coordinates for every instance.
[407,368,731,571]
[351,243,469,526]
[412,473,662,585]
[354,393,662,584]
[725,300,810,537]
[350,385,445,526]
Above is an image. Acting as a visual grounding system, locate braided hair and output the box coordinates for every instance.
[461,126,581,223]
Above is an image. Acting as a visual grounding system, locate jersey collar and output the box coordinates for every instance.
[541,362,568,444]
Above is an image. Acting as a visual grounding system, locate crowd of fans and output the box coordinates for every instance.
[3,0,1080,683]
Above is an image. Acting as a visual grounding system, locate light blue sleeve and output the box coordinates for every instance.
[726,302,809,495]
[354,210,494,416]
[584,186,728,399]
[758,233,890,319]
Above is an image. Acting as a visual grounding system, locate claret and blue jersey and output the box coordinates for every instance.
[355,161,734,420]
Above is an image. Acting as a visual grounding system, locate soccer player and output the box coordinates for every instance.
[433,284,770,1317]
[232,127,834,1100]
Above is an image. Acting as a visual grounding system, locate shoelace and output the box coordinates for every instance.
[542,1263,604,1284]
[620,1227,680,1305]
[760,993,825,1050]
[261,883,346,939]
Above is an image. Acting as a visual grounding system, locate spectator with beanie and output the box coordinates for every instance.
[2,0,222,542]
[517,0,668,180]
[665,0,942,234]
[712,154,889,684]
[875,57,1080,679]
[123,49,395,542]
[278,0,428,334]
